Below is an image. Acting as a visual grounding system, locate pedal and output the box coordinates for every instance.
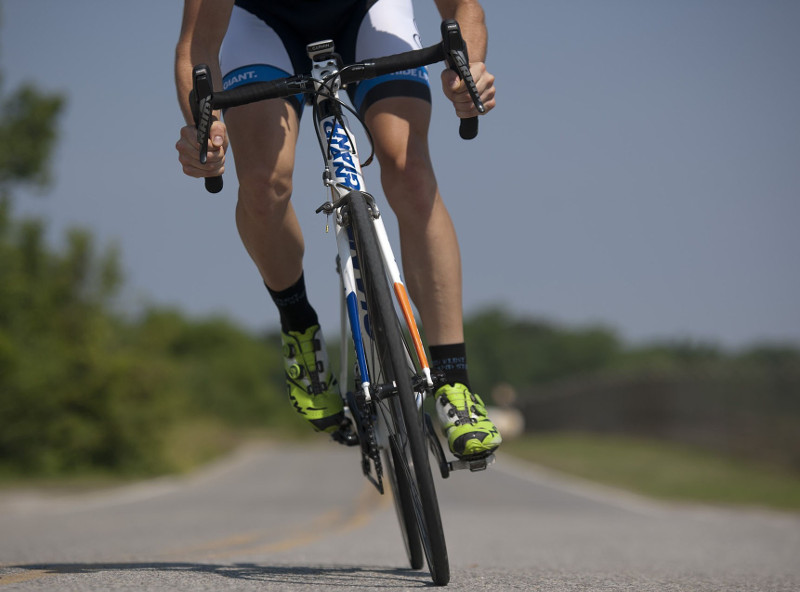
[331,418,359,447]
[448,453,495,473]
[423,413,497,476]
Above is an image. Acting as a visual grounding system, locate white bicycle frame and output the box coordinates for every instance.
[306,44,433,407]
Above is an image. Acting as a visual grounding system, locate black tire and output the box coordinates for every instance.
[348,191,449,585]
[382,444,424,570]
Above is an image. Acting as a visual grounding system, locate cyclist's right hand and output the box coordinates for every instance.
[175,119,228,178]
[441,61,495,119]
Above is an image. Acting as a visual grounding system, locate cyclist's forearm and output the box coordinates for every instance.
[433,0,488,62]
[175,0,232,126]
[175,46,200,126]
[175,44,223,126]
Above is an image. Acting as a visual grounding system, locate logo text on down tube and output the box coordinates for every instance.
[324,121,361,190]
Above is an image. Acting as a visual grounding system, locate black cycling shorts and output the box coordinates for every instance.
[220,0,433,118]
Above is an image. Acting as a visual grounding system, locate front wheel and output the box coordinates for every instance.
[382,444,423,570]
[348,191,449,585]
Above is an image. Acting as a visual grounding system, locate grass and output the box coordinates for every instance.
[502,432,800,511]
[0,419,313,492]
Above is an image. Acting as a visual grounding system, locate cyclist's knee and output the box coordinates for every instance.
[237,169,293,220]
[380,151,438,216]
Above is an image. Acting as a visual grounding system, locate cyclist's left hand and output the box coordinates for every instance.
[175,118,228,179]
[441,61,496,119]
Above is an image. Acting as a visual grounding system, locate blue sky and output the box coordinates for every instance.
[3,0,799,348]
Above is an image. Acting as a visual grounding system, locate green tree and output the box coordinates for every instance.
[0,61,175,475]
[0,52,298,477]
[464,308,622,397]
[0,83,64,189]
[0,3,62,192]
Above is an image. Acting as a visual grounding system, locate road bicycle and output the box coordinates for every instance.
[190,19,493,587]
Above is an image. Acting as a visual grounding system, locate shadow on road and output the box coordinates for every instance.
[10,562,436,588]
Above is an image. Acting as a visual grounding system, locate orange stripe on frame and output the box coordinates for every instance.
[393,282,429,370]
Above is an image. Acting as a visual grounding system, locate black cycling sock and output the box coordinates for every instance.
[266,272,319,333]
[429,343,471,389]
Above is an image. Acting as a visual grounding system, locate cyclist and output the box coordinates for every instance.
[175,0,501,460]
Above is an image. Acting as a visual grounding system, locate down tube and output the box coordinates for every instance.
[336,221,371,394]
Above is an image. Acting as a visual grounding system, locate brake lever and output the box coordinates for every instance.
[190,64,223,194]
[441,19,485,140]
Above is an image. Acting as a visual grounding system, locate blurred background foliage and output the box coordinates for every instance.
[465,308,800,473]
[0,198,300,476]
[0,72,301,477]
[0,65,798,485]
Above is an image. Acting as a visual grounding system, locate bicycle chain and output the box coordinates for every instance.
[346,390,384,494]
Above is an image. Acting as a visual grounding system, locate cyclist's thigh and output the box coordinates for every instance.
[355,0,423,57]
[220,5,301,191]
[366,97,437,218]
[349,0,432,118]
[225,101,300,197]
[365,97,433,164]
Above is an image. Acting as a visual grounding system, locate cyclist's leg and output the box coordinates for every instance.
[365,99,501,457]
[364,99,464,348]
[351,0,500,457]
[225,101,303,291]
[220,6,344,432]
[350,0,462,347]
[225,102,343,433]
[220,5,306,291]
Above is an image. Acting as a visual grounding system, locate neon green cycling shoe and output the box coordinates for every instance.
[281,325,344,433]
[435,383,502,459]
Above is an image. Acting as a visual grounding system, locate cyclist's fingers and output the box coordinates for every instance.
[468,63,496,113]
[176,125,226,178]
[209,119,228,149]
[177,121,228,153]
[444,91,479,119]
[176,146,225,177]
[177,124,200,149]
[452,97,481,119]
[440,63,496,116]
[177,155,226,178]
[447,84,492,118]
[440,69,462,101]
[476,83,496,114]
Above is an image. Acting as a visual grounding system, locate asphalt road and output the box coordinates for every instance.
[1,441,798,591]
